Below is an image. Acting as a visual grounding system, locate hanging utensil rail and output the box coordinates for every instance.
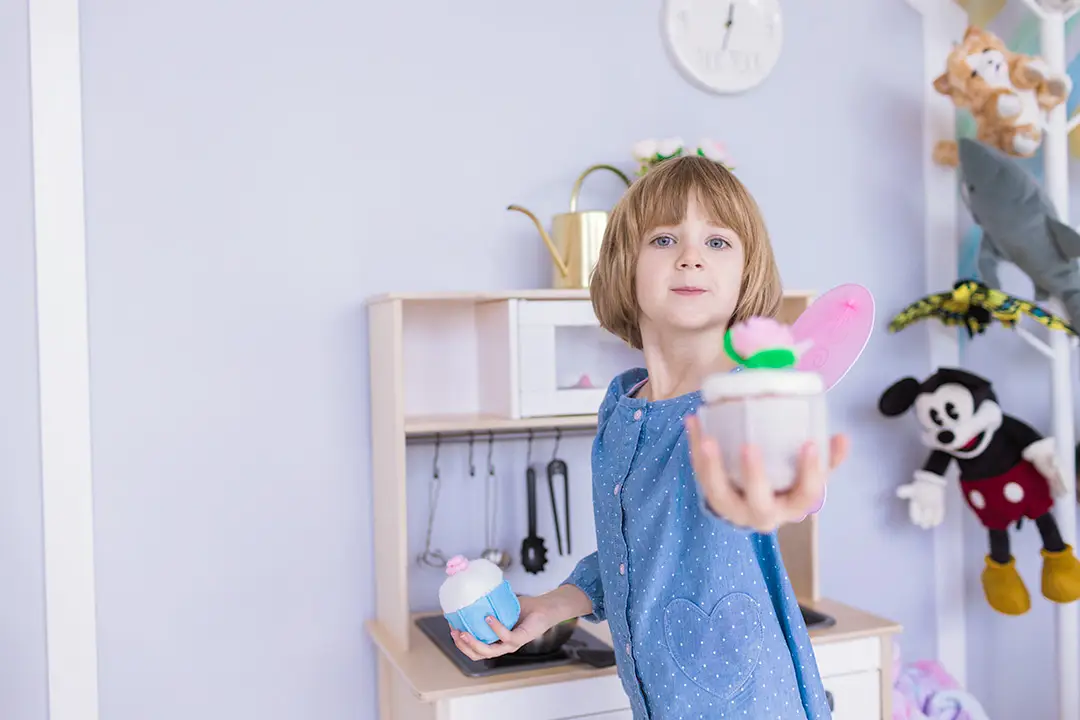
[405,426,596,445]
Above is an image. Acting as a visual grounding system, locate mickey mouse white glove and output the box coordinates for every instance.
[1023,438,1067,498]
[896,471,947,529]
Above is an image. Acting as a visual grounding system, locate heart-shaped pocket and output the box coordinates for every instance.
[662,593,764,700]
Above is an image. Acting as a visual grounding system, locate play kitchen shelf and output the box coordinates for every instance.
[365,289,901,720]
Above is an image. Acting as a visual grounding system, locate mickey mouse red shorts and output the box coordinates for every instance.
[959,460,1053,531]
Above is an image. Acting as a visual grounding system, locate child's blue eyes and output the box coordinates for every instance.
[650,235,731,249]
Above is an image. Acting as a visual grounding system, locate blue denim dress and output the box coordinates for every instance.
[563,368,831,719]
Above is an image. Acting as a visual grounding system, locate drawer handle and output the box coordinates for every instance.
[826,690,835,711]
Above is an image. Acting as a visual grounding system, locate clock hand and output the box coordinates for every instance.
[721,2,735,50]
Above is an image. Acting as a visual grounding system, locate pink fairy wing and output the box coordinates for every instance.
[790,284,875,391]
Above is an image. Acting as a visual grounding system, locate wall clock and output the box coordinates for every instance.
[662,0,784,95]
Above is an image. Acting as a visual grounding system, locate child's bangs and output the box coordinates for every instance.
[634,160,755,242]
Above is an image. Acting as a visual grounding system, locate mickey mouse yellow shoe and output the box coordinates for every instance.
[1041,545,1080,604]
[982,556,1031,615]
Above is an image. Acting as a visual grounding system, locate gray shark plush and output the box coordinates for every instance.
[958,137,1080,323]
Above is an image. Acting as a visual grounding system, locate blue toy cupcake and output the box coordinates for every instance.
[440,554,521,644]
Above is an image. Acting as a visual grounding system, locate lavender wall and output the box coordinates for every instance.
[0,0,49,718]
[10,0,1057,717]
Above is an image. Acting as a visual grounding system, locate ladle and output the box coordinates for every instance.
[416,434,447,568]
[480,432,512,570]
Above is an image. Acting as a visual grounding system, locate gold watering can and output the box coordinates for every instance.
[508,164,632,290]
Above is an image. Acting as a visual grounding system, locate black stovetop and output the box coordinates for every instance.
[418,605,835,679]
[416,615,614,678]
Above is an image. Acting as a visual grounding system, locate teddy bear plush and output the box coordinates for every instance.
[931,25,1071,167]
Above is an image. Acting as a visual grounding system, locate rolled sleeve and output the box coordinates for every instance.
[561,551,605,623]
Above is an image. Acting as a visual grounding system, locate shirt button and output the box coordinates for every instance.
[633,409,642,420]
[625,642,632,654]
[619,563,625,575]
[613,483,621,496]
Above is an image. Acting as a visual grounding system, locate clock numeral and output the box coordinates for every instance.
[699,49,762,74]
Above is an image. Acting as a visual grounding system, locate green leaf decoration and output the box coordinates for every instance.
[723,330,797,370]
[723,330,746,366]
[744,348,798,370]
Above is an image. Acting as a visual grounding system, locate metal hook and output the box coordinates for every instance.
[526,429,534,464]
[487,430,496,474]
[468,432,476,477]
[432,433,441,479]
[551,428,562,460]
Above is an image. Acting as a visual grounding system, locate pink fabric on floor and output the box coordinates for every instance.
[891,642,990,720]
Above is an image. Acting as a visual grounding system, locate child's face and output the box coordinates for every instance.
[635,193,744,342]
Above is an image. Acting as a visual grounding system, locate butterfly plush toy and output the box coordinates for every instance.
[888,279,1076,339]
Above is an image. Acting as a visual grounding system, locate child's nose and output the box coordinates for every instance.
[678,252,703,269]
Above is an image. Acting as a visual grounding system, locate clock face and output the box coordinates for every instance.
[662,0,783,94]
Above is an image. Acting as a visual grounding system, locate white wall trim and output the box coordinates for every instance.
[27,0,101,718]
[903,0,969,687]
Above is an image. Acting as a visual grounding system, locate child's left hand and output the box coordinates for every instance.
[684,414,849,533]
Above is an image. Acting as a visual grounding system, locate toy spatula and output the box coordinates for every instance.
[520,465,548,574]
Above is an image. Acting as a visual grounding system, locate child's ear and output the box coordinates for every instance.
[879,377,921,417]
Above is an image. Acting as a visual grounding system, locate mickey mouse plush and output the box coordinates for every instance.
[879,367,1080,615]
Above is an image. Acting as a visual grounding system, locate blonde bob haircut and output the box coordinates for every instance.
[589,155,782,350]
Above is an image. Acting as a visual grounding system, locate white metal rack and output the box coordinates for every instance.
[910,2,1079,718]
[1024,7,1080,720]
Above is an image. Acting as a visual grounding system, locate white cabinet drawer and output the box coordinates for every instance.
[575,711,634,720]
[820,670,881,720]
[814,637,881,677]
[443,675,630,720]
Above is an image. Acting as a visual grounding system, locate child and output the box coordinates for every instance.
[451,155,849,719]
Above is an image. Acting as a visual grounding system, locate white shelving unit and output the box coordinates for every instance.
[1023,7,1080,719]
[909,2,1079,717]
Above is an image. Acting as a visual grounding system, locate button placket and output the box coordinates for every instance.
[615,409,646,694]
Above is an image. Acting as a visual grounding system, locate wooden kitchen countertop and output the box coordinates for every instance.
[367,613,619,703]
[367,598,901,703]
[800,597,902,644]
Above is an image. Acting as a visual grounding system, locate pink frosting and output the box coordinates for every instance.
[729,317,796,357]
[445,555,469,575]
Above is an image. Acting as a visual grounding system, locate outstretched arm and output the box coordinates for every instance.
[685,414,849,533]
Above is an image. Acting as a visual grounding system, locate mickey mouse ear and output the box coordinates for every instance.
[879,377,922,417]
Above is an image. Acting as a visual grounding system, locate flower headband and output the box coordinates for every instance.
[632,137,735,177]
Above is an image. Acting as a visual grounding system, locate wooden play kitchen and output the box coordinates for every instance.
[365,289,901,720]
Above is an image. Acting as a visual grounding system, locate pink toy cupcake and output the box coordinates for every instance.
[699,317,828,495]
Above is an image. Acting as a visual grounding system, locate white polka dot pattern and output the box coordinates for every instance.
[1003,482,1024,503]
[561,368,832,719]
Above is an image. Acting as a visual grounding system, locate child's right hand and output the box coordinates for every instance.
[450,594,561,661]
[685,414,849,533]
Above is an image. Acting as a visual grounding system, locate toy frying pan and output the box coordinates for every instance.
[790,283,875,391]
